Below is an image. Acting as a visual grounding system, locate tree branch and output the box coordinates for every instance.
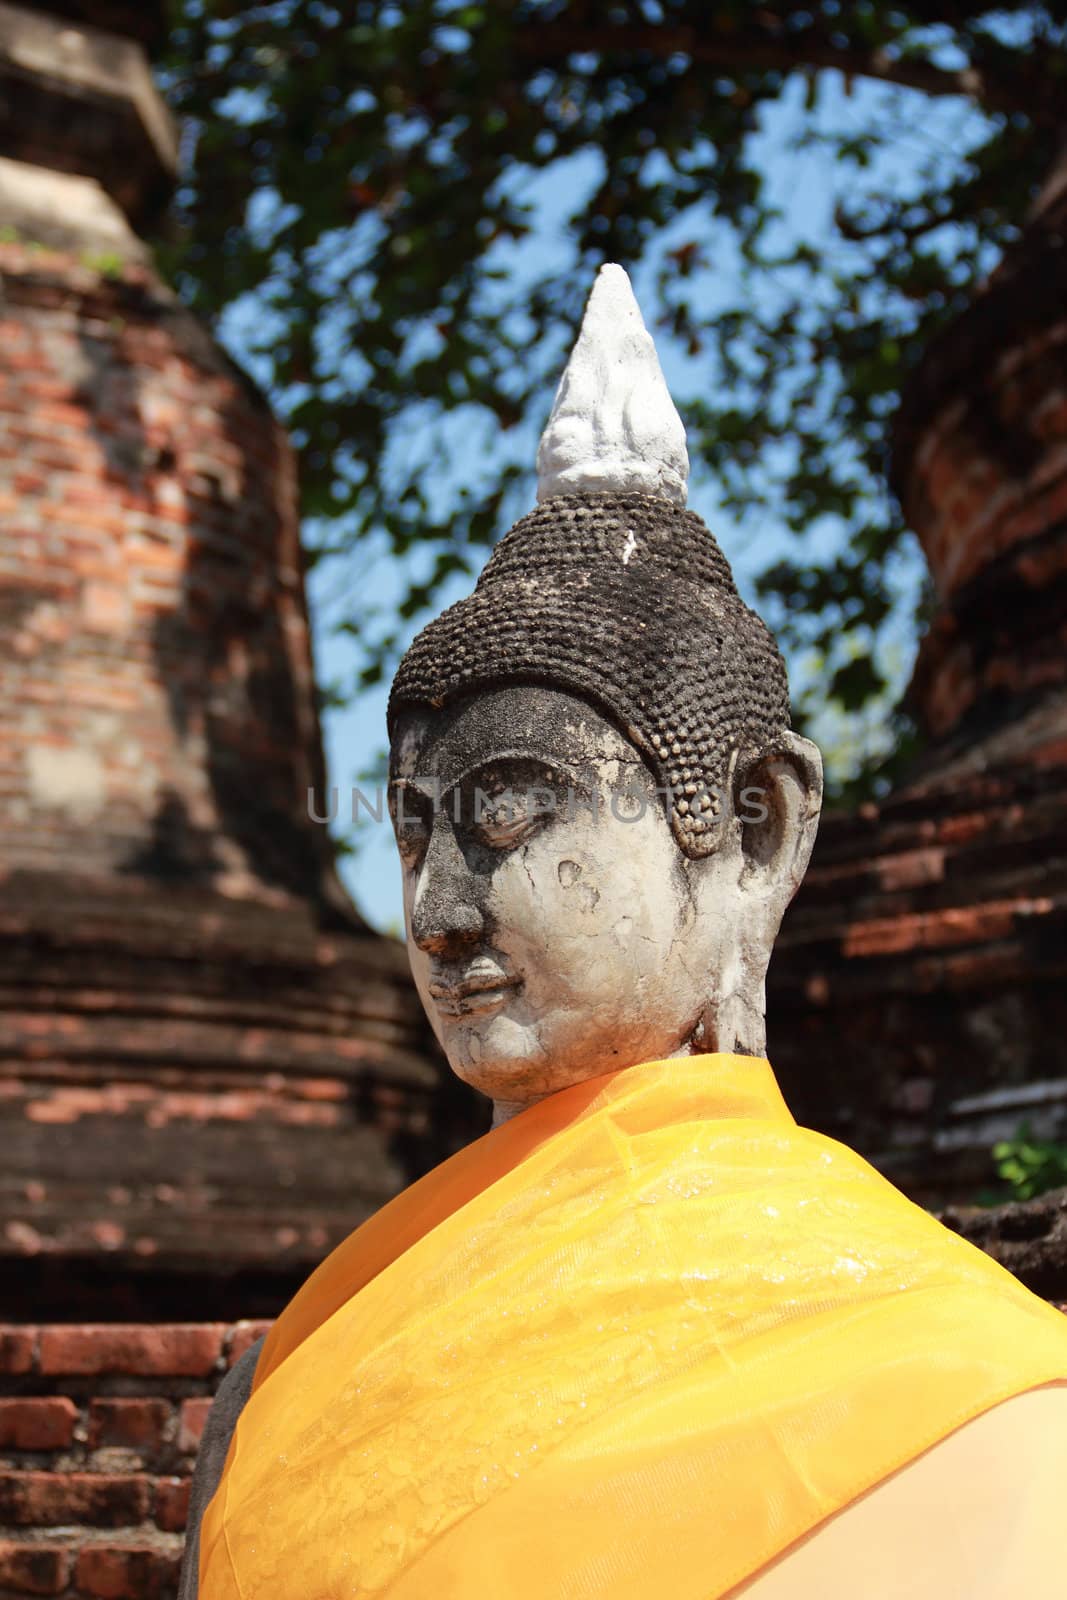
[514,20,1051,122]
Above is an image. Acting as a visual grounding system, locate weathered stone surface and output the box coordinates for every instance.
[14,1,167,51]
[939,1186,1067,1302]
[0,156,151,263]
[0,3,176,221]
[389,491,791,860]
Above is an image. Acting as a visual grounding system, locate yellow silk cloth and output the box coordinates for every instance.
[200,1054,1067,1599]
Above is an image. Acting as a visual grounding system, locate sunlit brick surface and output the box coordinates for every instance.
[0,1322,271,1600]
[0,240,328,900]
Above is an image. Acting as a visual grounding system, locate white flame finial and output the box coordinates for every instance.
[535,263,688,506]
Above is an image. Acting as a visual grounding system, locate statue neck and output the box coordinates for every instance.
[489,989,768,1128]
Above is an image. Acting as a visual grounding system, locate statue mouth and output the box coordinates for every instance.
[428,961,521,1016]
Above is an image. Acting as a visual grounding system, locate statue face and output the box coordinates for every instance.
[389,686,769,1109]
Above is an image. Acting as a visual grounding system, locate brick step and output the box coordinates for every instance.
[0,1534,183,1599]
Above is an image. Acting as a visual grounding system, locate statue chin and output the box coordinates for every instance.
[433,1009,541,1094]
[426,986,675,1106]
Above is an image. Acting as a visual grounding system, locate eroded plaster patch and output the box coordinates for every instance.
[27,744,105,817]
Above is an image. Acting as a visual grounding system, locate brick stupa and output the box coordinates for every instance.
[769,158,1067,1234]
[0,0,464,1324]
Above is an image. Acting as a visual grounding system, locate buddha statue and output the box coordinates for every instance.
[182,267,1067,1600]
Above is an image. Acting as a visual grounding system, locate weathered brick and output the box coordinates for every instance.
[876,846,946,894]
[82,580,131,633]
[88,1400,171,1456]
[0,1539,72,1596]
[12,470,47,494]
[0,249,337,953]
[39,1325,225,1378]
[225,1320,273,1368]
[841,896,1046,960]
[0,1471,152,1527]
[0,1396,78,1450]
[0,1325,37,1374]
[153,1477,190,1533]
[177,1397,212,1454]
[74,1544,182,1600]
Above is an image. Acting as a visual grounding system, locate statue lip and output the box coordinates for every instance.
[428,961,521,1014]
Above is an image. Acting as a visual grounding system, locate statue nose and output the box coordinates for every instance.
[409,827,486,954]
[412,899,484,956]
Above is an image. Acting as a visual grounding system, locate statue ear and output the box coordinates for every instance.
[735,730,823,904]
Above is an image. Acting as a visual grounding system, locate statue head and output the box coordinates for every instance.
[387,266,822,1120]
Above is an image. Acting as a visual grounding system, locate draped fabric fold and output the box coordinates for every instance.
[200,1055,1067,1599]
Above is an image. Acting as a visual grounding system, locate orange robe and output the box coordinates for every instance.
[200,1054,1067,1597]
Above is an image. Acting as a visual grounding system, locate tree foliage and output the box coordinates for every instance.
[159,1,1067,791]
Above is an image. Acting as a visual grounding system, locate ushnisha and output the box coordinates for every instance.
[183,266,1067,1600]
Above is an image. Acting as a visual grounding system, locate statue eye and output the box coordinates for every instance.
[469,768,565,851]
[475,792,545,849]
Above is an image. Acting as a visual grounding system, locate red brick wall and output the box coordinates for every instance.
[0,238,333,903]
[0,1321,271,1599]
